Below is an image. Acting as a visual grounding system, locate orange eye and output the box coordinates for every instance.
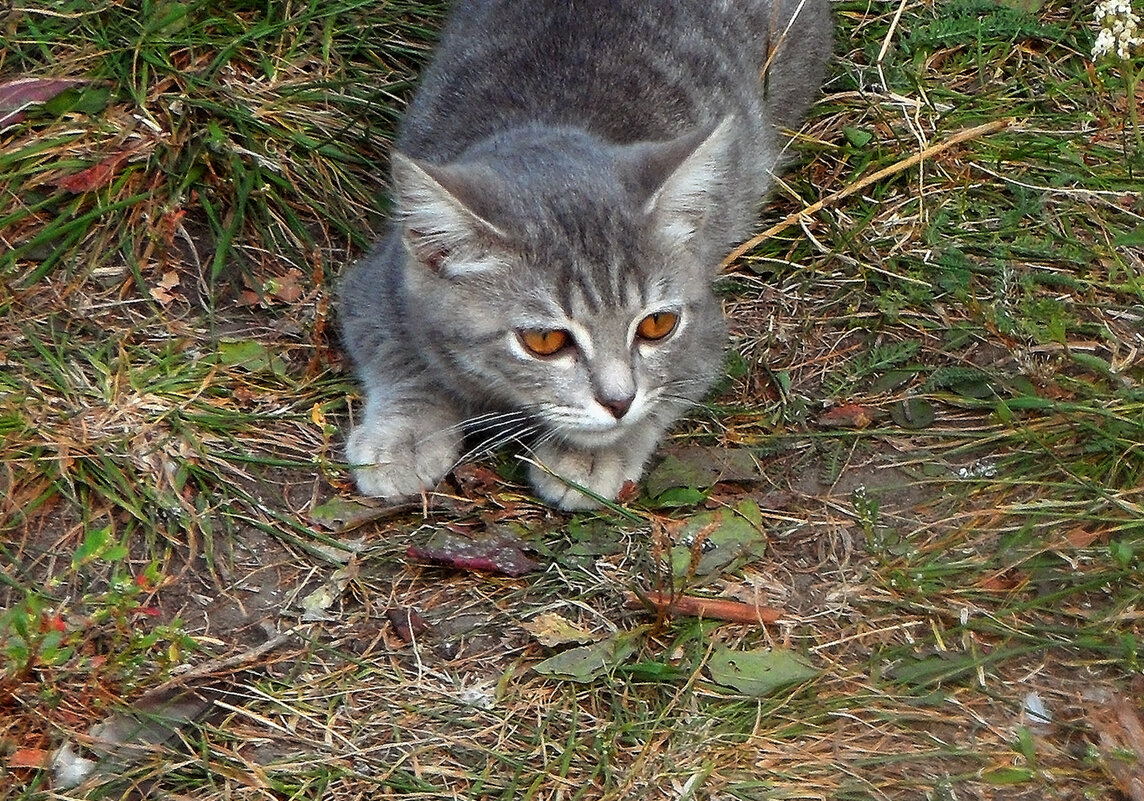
[518,329,572,357]
[636,311,678,341]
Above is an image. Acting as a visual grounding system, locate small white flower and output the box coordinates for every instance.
[1093,0,1144,61]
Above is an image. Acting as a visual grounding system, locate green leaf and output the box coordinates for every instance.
[870,369,915,393]
[144,1,190,35]
[1113,225,1144,247]
[616,661,689,681]
[72,525,116,568]
[647,487,708,508]
[736,498,764,528]
[1014,726,1037,766]
[309,497,392,532]
[707,647,818,697]
[889,653,979,687]
[952,377,995,399]
[890,397,936,429]
[217,339,286,375]
[644,446,762,499]
[980,766,1035,785]
[843,126,874,147]
[532,627,647,683]
[1070,352,1115,377]
[1004,396,1053,411]
[670,507,767,579]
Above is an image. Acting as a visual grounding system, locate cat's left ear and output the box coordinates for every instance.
[623,117,735,250]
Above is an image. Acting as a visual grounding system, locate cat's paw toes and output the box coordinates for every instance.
[527,446,631,511]
[346,418,461,500]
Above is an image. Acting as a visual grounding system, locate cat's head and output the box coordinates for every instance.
[391,121,734,447]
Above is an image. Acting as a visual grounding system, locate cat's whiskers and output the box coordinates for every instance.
[447,408,545,471]
[457,409,537,437]
[517,427,564,461]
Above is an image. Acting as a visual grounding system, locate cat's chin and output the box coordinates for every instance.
[554,424,631,449]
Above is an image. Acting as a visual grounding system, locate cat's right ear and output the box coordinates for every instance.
[623,117,735,251]
[391,152,510,278]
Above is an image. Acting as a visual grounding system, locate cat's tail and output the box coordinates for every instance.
[762,0,833,132]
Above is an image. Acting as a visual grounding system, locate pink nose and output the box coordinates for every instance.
[598,395,633,419]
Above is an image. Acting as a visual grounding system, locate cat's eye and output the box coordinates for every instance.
[636,311,678,341]
[518,329,573,357]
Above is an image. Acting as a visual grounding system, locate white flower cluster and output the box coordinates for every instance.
[1093,0,1143,60]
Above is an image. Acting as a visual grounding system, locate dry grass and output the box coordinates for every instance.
[2,0,1144,799]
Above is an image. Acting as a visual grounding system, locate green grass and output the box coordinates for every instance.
[3,0,1144,798]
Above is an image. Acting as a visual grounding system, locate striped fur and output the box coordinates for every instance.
[340,0,832,509]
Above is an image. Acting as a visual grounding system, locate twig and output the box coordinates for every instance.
[721,117,1016,270]
[627,590,785,625]
[147,627,301,695]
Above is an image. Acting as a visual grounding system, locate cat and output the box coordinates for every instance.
[339,0,832,510]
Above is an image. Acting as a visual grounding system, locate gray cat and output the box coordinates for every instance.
[340,0,832,510]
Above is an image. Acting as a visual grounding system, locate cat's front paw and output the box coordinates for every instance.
[346,415,462,501]
[527,444,635,511]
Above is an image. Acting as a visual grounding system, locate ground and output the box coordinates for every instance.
[1,0,1143,799]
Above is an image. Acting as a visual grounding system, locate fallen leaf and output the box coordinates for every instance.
[532,626,647,682]
[217,339,287,375]
[300,561,358,621]
[385,607,428,643]
[706,646,818,697]
[644,445,762,499]
[52,148,135,193]
[407,530,540,577]
[669,502,767,579]
[977,572,1025,592]
[309,496,405,532]
[1088,693,1144,801]
[1063,527,1103,549]
[8,746,51,769]
[453,463,503,497]
[817,404,877,429]
[0,77,86,127]
[264,269,305,303]
[150,270,181,305]
[522,612,599,647]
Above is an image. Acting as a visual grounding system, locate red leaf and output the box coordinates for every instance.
[385,607,428,643]
[267,269,305,303]
[406,531,540,577]
[978,572,1025,592]
[817,404,877,429]
[1063,526,1103,549]
[53,149,133,194]
[7,747,50,769]
[0,77,86,127]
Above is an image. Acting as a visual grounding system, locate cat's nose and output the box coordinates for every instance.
[598,394,634,419]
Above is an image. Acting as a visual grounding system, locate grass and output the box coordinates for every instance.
[2,0,1144,799]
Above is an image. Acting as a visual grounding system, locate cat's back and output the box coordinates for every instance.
[399,0,830,162]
